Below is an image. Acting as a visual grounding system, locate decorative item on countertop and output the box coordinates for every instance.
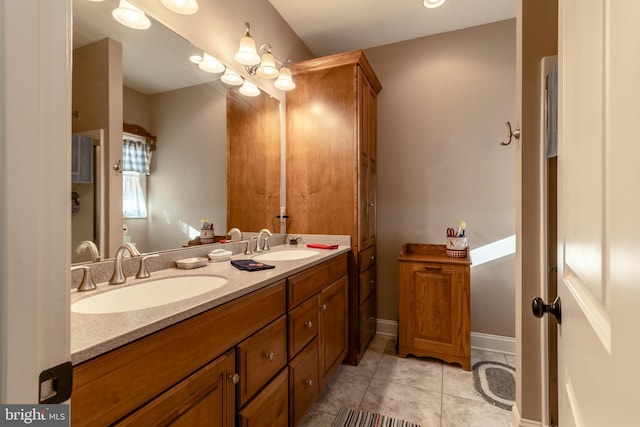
[446,221,468,258]
[230,259,275,272]
[176,257,209,269]
[306,243,339,250]
[200,218,215,244]
[208,249,232,262]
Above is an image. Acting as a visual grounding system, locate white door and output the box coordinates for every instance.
[556,0,640,425]
[0,0,71,403]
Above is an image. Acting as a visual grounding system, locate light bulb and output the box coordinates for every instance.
[256,52,279,79]
[221,69,244,86]
[160,0,199,15]
[239,81,260,97]
[423,0,446,8]
[274,66,296,91]
[112,0,151,30]
[234,35,261,66]
[198,53,224,74]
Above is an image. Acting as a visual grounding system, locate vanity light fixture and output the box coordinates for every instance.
[234,23,261,66]
[112,0,151,30]
[274,65,296,91]
[160,0,199,15]
[198,53,225,74]
[239,81,260,97]
[221,68,244,86]
[423,0,446,8]
[234,22,296,91]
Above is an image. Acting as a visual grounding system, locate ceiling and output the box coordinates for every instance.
[268,0,517,57]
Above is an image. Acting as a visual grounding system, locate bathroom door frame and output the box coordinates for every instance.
[0,0,71,403]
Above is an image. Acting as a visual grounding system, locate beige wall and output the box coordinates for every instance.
[365,19,517,338]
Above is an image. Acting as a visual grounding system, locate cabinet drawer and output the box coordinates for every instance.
[288,295,318,359]
[287,254,347,307]
[289,339,319,426]
[237,315,287,407]
[238,369,289,427]
[358,245,376,272]
[359,290,376,352]
[359,264,376,304]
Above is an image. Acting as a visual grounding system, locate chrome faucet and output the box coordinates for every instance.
[71,265,96,292]
[255,229,273,252]
[75,240,101,262]
[227,228,243,241]
[239,239,253,255]
[109,243,140,285]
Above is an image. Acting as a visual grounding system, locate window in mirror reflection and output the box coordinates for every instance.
[122,139,152,218]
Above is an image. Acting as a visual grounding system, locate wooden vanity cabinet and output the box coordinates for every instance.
[286,253,348,425]
[397,244,472,371]
[71,254,349,427]
[71,282,286,426]
[286,50,382,366]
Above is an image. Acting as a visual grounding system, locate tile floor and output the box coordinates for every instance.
[300,335,514,427]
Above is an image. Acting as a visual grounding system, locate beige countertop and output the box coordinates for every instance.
[71,242,351,365]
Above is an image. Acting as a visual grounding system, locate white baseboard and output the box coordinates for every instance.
[375,319,515,355]
[471,331,516,355]
[376,319,397,337]
[511,404,543,427]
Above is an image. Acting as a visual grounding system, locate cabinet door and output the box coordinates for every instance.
[398,262,470,366]
[358,68,378,250]
[115,349,236,427]
[318,276,348,388]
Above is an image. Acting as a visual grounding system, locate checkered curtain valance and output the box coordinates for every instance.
[122,139,152,174]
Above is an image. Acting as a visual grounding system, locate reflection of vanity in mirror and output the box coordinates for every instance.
[71,0,281,263]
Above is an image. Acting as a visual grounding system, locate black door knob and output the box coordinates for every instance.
[532,296,561,324]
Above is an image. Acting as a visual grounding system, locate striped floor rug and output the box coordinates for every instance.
[332,408,420,427]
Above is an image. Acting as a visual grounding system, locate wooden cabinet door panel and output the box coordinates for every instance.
[398,259,470,370]
[319,276,348,388]
[115,350,235,427]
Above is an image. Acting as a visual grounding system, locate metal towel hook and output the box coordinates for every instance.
[500,121,521,146]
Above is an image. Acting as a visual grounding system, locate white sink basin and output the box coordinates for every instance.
[253,249,319,262]
[72,275,228,314]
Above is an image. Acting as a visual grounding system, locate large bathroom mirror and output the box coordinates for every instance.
[71,0,281,263]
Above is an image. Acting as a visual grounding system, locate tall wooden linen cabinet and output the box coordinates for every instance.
[286,50,382,365]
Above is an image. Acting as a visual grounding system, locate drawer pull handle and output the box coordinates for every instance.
[424,265,442,270]
[320,304,327,311]
[370,256,375,261]
[266,352,275,361]
[228,373,240,384]
[304,321,313,328]
[304,379,313,387]
[369,279,375,285]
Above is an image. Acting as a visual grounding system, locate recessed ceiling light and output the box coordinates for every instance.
[424,0,446,8]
